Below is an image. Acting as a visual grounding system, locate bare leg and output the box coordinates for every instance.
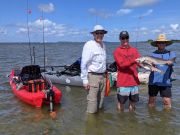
[148,96,156,108]
[129,101,135,111]
[117,102,124,111]
[163,97,171,110]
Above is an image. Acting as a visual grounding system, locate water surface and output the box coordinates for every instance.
[0,42,179,135]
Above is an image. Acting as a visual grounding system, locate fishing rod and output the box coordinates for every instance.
[32,46,36,64]
[135,16,142,47]
[41,10,46,71]
[40,10,56,118]
[26,0,33,64]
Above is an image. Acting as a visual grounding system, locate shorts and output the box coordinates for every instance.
[117,86,139,104]
[148,85,171,98]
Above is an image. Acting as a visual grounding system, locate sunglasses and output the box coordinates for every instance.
[121,36,129,40]
[95,32,104,35]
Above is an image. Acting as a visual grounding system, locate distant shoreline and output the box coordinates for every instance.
[146,39,180,44]
[0,40,179,44]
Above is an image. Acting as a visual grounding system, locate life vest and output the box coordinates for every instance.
[28,79,45,92]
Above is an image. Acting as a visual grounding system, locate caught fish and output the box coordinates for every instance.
[136,56,174,65]
[135,56,175,73]
[139,62,163,73]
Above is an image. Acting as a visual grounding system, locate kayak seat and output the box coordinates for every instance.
[61,69,80,76]
[107,62,117,72]
[59,61,81,76]
[20,65,42,84]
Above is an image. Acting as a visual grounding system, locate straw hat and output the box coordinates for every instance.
[90,25,107,34]
[151,34,173,47]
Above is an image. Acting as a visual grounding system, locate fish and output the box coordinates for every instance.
[136,56,174,65]
[135,56,175,73]
[138,62,163,73]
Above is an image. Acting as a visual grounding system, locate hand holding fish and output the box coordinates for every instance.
[166,60,173,65]
[138,62,163,73]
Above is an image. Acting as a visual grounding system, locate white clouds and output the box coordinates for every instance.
[88,6,153,19]
[89,8,133,18]
[0,27,7,35]
[16,19,87,38]
[138,9,153,18]
[170,24,179,31]
[88,8,113,19]
[116,8,132,15]
[151,29,161,33]
[139,27,148,31]
[38,3,54,13]
[17,28,27,33]
[133,24,180,40]
[134,27,149,35]
[124,0,159,8]
[33,19,56,27]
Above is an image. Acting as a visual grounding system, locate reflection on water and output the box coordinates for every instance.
[0,43,180,135]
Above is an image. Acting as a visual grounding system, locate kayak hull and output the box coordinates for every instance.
[42,72,83,86]
[42,71,150,86]
[9,69,62,108]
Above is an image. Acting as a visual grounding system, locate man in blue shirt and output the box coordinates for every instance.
[148,34,176,110]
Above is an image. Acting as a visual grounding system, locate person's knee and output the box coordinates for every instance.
[129,102,136,111]
[148,97,156,107]
[117,102,124,111]
[87,100,98,113]
[163,97,171,108]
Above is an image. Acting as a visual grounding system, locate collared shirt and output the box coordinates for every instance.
[81,40,106,85]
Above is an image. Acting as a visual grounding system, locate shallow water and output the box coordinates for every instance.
[0,42,180,135]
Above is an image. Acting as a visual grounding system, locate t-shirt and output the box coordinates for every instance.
[113,45,140,87]
[149,50,176,86]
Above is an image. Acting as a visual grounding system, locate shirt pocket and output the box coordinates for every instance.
[93,51,106,63]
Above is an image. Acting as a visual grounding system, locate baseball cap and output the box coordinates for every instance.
[119,31,129,38]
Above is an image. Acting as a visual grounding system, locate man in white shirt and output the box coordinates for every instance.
[81,25,107,113]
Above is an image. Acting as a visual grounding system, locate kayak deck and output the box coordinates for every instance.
[9,65,62,107]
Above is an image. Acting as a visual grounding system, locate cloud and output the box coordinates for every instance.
[38,3,54,13]
[88,8,113,19]
[124,0,159,8]
[134,27,148,35]
[139,27,148,31]
[138,9,153,18]
[0,27,7,35]
[16,28,27,33]
[151,29,161,33]
[150,25,180,36]
[16,19,87,37]
[89,8,132,18]
[170,24,179,31]
[33,19,56,27]
[116,8,132,15]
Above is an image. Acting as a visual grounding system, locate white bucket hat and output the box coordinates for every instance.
[90,25,107,34]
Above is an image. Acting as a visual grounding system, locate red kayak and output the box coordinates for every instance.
[9,65,62,108]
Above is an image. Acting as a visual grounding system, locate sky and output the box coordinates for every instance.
[0,0,179,42]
